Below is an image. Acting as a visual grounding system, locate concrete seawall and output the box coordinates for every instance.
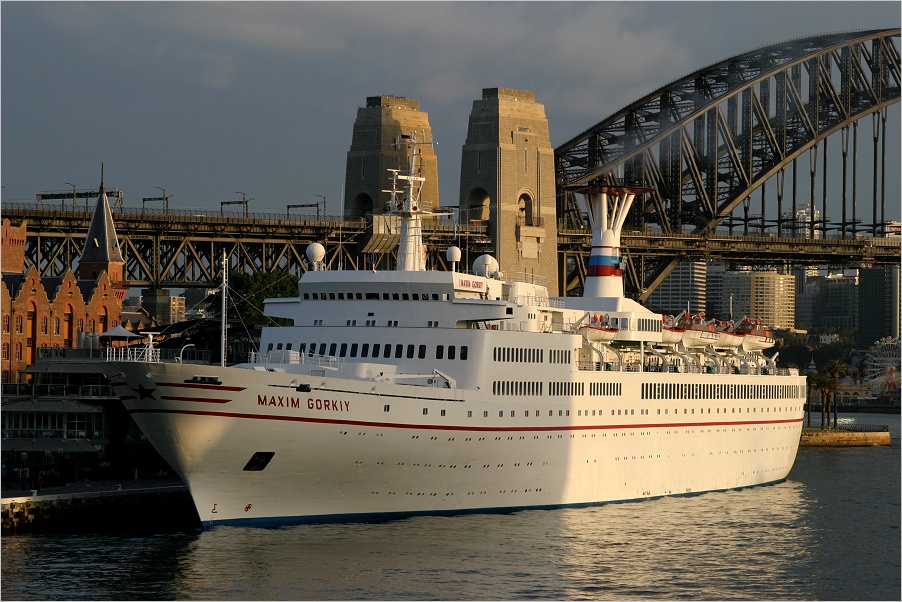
[2,478,199,535]
[800,429,891,447]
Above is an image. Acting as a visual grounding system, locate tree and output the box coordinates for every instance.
[221,270,299,326]
[812,372,840,429]
[825,360,848,427]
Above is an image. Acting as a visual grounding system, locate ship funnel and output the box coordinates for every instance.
[572,185,652,299]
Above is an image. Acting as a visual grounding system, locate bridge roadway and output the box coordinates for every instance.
[3,203,900,293]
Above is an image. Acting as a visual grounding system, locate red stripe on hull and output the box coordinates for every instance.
[157,382,246,392]
[129,407,802,432]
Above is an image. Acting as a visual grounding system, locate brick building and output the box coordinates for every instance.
[1,180,128,382]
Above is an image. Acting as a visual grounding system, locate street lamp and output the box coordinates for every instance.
[65,182,76,211]
[156,186,170,214]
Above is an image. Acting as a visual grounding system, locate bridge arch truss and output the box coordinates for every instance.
[555,29,901,300]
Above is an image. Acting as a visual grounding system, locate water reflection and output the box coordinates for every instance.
[553,482,815,600]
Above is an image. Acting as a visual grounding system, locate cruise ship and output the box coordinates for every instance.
[102,135,806,528]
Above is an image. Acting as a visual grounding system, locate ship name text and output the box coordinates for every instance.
[256,395,350,412]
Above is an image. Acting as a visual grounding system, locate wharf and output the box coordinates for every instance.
[1,476,200,534]
[799,426,892,447]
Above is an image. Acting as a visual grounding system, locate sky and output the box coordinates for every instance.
[2,1,900,224]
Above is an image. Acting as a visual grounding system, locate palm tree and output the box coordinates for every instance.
[813,372,840,429]
[825,360,848,428]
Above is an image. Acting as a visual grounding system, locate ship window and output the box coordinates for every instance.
[511,411,515,417]
[506,308,513,315]
[303,293,309,299]
[402,293,410,300]
[461,346,468,360]
[267,343,274,351]
[468,411,472,417]
[423,408,428,415]
[395,344,403,358]
[384,405,390,412]
[448,346,456,360]
[243,452,275,472]
[484,411,488,417]
[393,293,400,300]
[407,344,415,359]
[329,293,336,300]
[286,343,292,350]
[441,409,446,416]
[350,343,358,357]
[412,293,419,300]
[384,345,392,358]
[361,343,369,357]
[356,293,363,299]
[432,294,439,300]
[329,343,337,356]
[418,345,426,359]
[338,293,345,300]
[366,293,379,300]
[436,345,444,359]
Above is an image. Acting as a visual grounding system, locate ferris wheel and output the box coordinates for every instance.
[865,337,900,395]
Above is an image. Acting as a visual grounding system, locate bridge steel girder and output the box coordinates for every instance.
[555,29,901,300]
[5,205,496,288]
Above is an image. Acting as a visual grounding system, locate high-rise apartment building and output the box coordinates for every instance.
[858,264,901,347]
[720,270,796,329]
[648,261,707,315]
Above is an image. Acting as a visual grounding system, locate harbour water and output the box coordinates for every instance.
[2,413,898,601]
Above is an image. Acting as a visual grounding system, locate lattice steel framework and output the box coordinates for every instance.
[556,29,901,300]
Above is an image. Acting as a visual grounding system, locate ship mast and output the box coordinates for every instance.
[384,131,444,271]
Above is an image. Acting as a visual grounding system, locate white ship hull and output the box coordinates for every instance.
[105,356,805,528]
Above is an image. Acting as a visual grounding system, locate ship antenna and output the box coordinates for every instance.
[383,130,450,271]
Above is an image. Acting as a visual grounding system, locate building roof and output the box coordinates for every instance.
[79,174,124,266]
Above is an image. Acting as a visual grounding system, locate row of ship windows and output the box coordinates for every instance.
[490,381,623,397]
[266,341,470,361]
[304,291,450,301]
[493,347,572,365]
[382,406,800,417]
[641,382,802,400]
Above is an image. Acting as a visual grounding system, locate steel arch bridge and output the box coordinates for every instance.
[555,29,900,301]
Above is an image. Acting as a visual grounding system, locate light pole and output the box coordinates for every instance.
[316,195,327,219]
[156,187,170,214]
[65,182,76,211]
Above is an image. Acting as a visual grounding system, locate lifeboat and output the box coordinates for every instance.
[578,314,618,342]
[735,317,775,351]
[661,315,684,345]
[678,312,719,348]
[713,320,744,348]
